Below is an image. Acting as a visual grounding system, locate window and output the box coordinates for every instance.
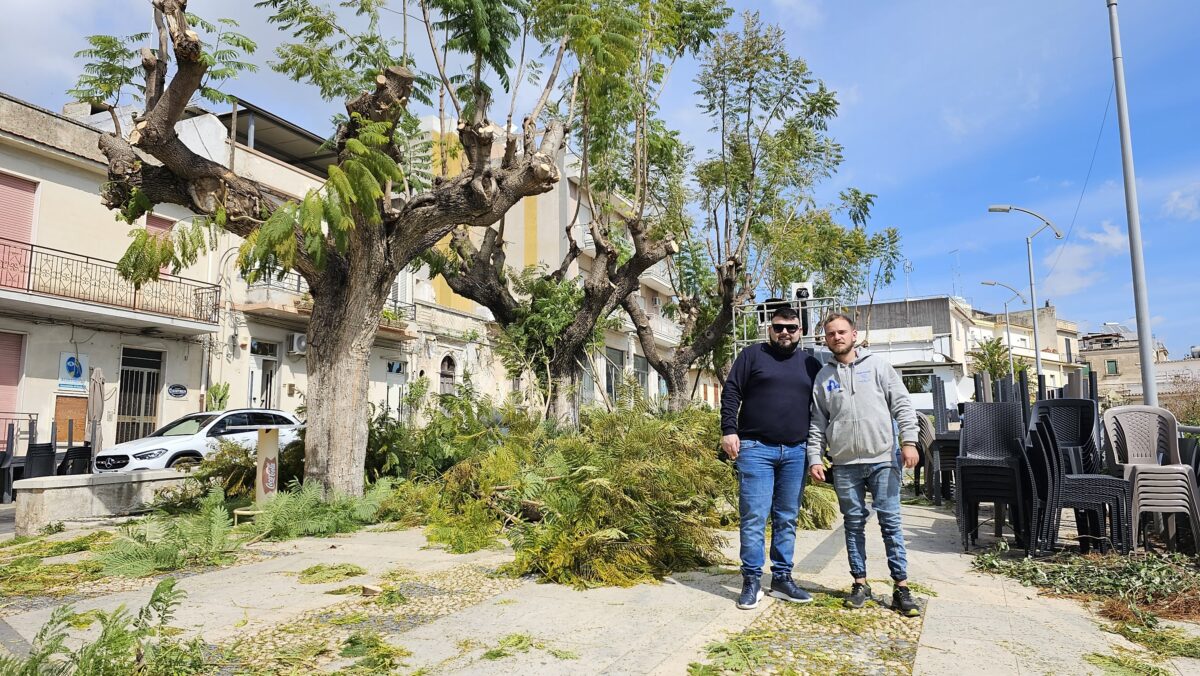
[605,347,625,401]
[1106,359,1119,375]
[209,412,252,436]
[901,370,934,394]
[634,355,649,394]
[580,364,596,404]
[439,356,456,395]
[250,340,278,357]
[1064,338,1073,363]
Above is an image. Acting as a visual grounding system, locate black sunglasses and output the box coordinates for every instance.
[771,323,800,333]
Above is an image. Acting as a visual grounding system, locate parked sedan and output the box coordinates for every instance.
[93,409,302,472]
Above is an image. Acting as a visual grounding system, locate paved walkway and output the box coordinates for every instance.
[2,502,1197,674]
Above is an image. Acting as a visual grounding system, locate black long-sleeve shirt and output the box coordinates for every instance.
[720,343,822,445]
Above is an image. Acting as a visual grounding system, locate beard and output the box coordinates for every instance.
[829,341,854,356]
[769,336,799,354]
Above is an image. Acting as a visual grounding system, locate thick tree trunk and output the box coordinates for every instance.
[302,266,390,496]
[662,363,691,413]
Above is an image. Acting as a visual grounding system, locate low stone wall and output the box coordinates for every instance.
[13,470,186,536]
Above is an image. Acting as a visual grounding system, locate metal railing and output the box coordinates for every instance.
[246,269,309,295]
[0,412,37,456]
[0,237,221,323]
[383,298,416,322]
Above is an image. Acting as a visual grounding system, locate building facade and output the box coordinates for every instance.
[0,92,688,459]
[1080,323,1197,405]
[847,295,1082,411]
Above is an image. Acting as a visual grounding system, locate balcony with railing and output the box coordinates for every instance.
[640,259,672,293]
[0,237,220,333]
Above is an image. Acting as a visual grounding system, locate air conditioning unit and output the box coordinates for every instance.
[287,332,308,355]
[789,280,814,302]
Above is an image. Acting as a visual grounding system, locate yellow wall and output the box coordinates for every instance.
[429,133,477,313]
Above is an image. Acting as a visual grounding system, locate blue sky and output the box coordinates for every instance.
[1,0,1197,355]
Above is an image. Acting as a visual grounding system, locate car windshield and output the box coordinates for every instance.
[151,414,217,437]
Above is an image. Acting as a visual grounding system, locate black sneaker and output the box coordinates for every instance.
[736,575,764,610]
[893,585,922,617]
[768,576,813,603]
[845,581,872,609]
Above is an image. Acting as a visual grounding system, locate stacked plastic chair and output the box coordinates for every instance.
[22,443,57,479]
[1031,418,1132,554]
[914,413,936,497]
[955,401,1029,552]
[1103,405,1200,551]
[1030,399,1103,551]
[56,444,92,475]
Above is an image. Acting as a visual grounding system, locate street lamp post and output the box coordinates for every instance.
[987,205,1064,380]
[981,281,1028,378]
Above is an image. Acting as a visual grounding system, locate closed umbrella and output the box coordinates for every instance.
[87,368,105,465]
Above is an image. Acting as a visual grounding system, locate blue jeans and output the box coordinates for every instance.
[832,453,909,582]
[735,440,807,580]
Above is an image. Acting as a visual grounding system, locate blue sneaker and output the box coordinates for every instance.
[736,575,764,610]
[769,576,813,603]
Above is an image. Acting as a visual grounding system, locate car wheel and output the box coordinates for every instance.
[168,455,202,471]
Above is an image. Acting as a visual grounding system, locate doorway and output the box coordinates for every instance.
[248,339,279,409]
[116,348,163,443]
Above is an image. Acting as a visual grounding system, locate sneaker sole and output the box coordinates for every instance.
[736,590,765,610]
[896,607,922,617]
[768,590,813,603]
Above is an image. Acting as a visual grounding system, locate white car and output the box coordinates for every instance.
[93,409,302,472]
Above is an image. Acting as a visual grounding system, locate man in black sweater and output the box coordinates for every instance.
[721,306,822,609]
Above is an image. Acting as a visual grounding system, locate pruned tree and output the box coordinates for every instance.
[623,12,871,411]
[430,0,729,416]
[72,0,574,495]
[967,336,1031,381]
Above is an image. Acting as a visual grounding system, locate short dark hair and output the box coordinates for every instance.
[822,312,856,330]
[771,306,799,321]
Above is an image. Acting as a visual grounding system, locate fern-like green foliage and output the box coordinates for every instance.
[0,578,205,675]
[798,483,839,531]
[242,479,394,541]
[99,488,237,578]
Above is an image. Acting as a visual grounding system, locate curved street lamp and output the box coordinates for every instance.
[981,280,1028,378]
[987,205,1064,379]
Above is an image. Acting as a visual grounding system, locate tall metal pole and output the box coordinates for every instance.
[1106,0,1158,405]
[1003,300,1016,378]
[1026,236,1044,378]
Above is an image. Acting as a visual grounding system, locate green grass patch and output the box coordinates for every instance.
[1084,649,1171,676]
[297,563,367,584]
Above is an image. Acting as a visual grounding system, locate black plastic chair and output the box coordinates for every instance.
[914,413,935,497]
[1034,419,1132,554]
[955,401,1028,551]
[22,443,57,479]
[57,444,92,475]
[1029,399,1104,551]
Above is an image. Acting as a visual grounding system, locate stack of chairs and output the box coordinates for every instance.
[22,443,56,479]
[57,443,92,475]
[955,401,1030,552]
[1103,405,1200,551]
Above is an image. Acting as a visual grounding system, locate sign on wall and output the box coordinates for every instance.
[167,384,188,399]
[58,352,88,392]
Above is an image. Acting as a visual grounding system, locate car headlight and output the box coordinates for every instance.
[133,448,169,460]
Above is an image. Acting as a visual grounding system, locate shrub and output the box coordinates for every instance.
[240,479,393,541]
[0,578,206,675]
[99,488,238,577]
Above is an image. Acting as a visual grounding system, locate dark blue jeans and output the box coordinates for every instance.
[735,440,807,580]
[832,452,909,582]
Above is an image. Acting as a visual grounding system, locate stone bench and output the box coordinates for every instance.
[13,470,187,536]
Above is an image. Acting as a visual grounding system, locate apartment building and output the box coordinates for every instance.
[847,295,1082,410]
[1079,323,1199,405]
[0,92,686,456]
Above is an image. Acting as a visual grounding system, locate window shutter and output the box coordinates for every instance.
[0,172,36,244]
[0,332,23,413]
[146,214,174,235]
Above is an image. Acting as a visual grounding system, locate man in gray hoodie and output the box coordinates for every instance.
[807,313,922,617]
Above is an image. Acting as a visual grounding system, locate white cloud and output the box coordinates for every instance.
[1041,221,1128,298]
[1164,182,1200,221]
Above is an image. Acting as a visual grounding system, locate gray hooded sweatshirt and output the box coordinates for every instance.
[807,349,919,467]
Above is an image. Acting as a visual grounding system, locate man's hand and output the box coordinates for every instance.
[721,434,740,460]
[809,464,826,482]
[900,443,920,469]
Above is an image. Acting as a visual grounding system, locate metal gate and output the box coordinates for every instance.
[116,348,162,443]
